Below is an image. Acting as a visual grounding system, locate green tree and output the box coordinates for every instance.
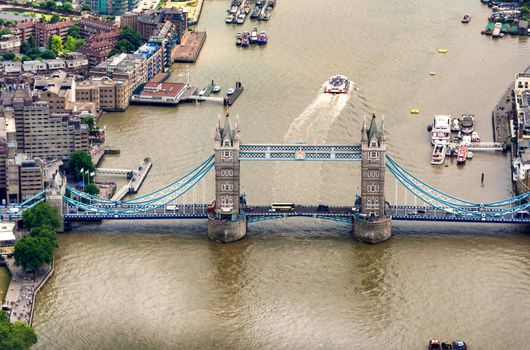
[522,6,529,18]
[22,202,62,231]
[27,36,36,48]
[49,35,63,55]
[0,28,11,35]
[2,52,16,61]
[81,115,95,130]
[84,183,100,196]
[62,2,73,10]
[0,311,37,350]
[14,236,54,272]
[64,36,85,52]
[119,26,143,49]
[30,226,58,249]
[41,49,56,59]
[68,24,81,39]
[49,14,61,23]
[82,3,91,11]
[68,150,95,180]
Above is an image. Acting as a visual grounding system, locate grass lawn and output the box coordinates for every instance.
[0,266,10,304]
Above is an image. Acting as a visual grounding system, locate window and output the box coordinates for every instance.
[220,169,233,177]
[221,183,233,191]
[367,170,379,178]
[368,151,378,159]
[222,150,232,158]
[366,197,380,210]
[367,184,379,192]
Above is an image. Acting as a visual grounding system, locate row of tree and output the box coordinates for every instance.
[14,203,61,272]
[0,311,37,350]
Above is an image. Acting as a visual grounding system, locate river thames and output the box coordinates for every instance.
[32,0,530,348]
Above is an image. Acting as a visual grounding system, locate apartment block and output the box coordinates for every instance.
[34,20,72,48]
[0,34,21,54]
[76,77,130,111]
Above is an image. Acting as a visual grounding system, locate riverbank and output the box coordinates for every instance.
[3,257,53,325]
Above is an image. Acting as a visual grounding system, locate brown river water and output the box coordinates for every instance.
[31,0,530,348]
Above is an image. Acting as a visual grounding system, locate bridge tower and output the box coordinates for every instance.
[353,114,392,244]
[207,114,247,243]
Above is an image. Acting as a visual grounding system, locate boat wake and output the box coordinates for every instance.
[283,84,354,144]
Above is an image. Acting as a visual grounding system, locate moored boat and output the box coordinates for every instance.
[243,3,251,14]
[212,85,221,93]
[235,32,242,45]
[241,31,250,46]
[250,6,260,18]
[250,28,258,44]
[471,131,480,142]
[225,14,235,23]
[431,115,451,145]
[457,145,469,164]
[429,339,442,350]
[431,142,446,165]
[324,75,350,94]
[236,13,246,24]
[269,0,276,7]
[462,14,471,23]
[460,114,475,134]
[492,22,502,37]
[260,10,270,20]
[257,31,268,45]
[451,117,461,132]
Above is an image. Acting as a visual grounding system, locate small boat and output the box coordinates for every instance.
[256,0,263,6]
[441,342,453,350]
[438,48,448,53]
[461,134,471,145]
[257,31,268,45]
[431,115,451,145]
[236,13,245,24]
[227,88,235,95]
[431,142,446,165]
[260,10,270,20]
[461,14,471,23]
[467,151,474,159]
[457,145,469,164]
[241,31,250,47]
[243,4,251,14]
[250,28,258,44]
[460,114,474,134]
[429,339,442,350]
[452,340,467,350]
[269,0,276,7]
[324,75,350,94]
[429,71,436,76]
[492,22,502,38]
[212,85,221,93]
[225,14,234,23]
[451,117,461,132]
[198,88,207,96]
[471,131,480,142]
[235,32,242,45]
[410,109,420,114]
[250,6,261,18]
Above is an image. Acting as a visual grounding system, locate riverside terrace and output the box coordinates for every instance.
[6,114,530,245]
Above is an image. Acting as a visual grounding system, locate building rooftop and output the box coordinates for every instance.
[140,82,186,97]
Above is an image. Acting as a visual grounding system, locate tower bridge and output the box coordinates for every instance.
[10,114,530,244]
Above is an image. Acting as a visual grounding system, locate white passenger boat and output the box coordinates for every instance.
[431,142,446,165]
[460,114,475,134]
[431,115,451,145]
[451,117,461,132]
[324,75,350,94]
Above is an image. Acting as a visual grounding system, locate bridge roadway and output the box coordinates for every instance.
[62,204,530,224]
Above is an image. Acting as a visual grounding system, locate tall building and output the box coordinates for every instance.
[360,114,387,219]
[213,114,241,217]
[22,102,89,160]
[77,16,118,39]
[6,154,44,203]
[76,77,130,111]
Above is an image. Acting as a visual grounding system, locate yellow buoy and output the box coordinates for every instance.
[429,71,436,76]
[438,49,448,53]
[410,109,420,114]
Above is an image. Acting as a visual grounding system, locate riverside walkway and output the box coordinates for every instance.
[3,257,53,325]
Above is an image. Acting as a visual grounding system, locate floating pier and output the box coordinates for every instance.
[171,31,207,63]
[96,158,153,201]
[224,81,243,106]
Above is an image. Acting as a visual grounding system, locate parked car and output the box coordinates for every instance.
[316,204,329,212]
